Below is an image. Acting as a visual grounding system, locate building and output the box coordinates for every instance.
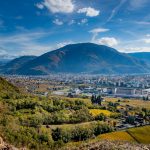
[142,89,150,98]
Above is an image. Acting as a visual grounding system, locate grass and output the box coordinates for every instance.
[127,126,150,144]
[105,97,150,109]
[49,96,92,107]
[65,125,150,149]
[89,109,112,117]
[96,125,150,144]
[98,131,136,142]
[49,121,97,130]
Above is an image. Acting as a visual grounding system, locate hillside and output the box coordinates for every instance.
[65,126,150,150]
[7,43,149,75]
[0,77,20,98]
[64,140,150,150]
[129,52,150,65]
[0,78,150,150]
[0,56,37,74]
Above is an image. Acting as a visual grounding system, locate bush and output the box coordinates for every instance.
[72,126,94,141]
[51,122,113,143]
[52,128,71,143]
[70,108,93,123]
[94,122,113,136]
[52,128,62,141]
[95,113,106,121]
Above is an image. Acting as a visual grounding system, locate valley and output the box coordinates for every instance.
[0,0,150,149]
[0,75,150,149]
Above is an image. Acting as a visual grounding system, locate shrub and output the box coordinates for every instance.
[72,126,94,141]
[70,108,93,123]
[95,113,106,121]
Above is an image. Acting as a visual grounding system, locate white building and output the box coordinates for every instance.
[142,89,150,97]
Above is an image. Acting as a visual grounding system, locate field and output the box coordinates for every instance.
[64,126,150,149]
[49,96,92,107]
[105,97,150,109]
[98,131,135,142]
[89,109,112,116]
[49,121,98,130]
[1,77,150,149]
[96,125,150,144]
[127,126,150,144]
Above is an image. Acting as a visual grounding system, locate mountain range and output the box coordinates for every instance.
[0,56,37,74]
[129,52,150,65]
[0,43,150,75]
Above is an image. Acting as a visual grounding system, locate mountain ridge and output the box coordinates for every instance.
[129,52,150,65]
[0,56,37,74]
[1,43,150,75]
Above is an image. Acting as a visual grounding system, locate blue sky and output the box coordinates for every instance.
[0,0,150,57]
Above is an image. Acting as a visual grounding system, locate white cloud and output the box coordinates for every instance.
[57,41,73,48]
[143,38,150,44]
[68,19,76,25]
[0,31,53,56]
[123,47,150,52]
[129,0,149,10]
[146,34,150,37]
[68,19,88,26]
[36,3,44,9]
[90,28,109,34]
[0,49,7,56]
[134,21,150,25]
[0,48,17,59]
[78,19,88,25]
[53,19,63,25]
[81,19,88,24]
[77,7,100,17]
[89,28,109,42]
[97,37,118,47]
[0,30,75,56]
[107,0,127,22]
[37,0,74,13]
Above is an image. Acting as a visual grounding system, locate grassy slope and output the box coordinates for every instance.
[65,125,150,149]
[98,131,135,142]
[89,109,112,117]
[105,97,150,109]
[98,126,150,144]
[49,121,97,130]
[0,77,150,149]
[0,77,20,98]
[127,126,150,144]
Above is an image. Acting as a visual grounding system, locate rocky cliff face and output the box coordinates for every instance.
[0,137,19,150]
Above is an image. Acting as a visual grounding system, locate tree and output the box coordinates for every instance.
[91,95,96,103]
[52,128,62,141]
[91,95,103,105]
[96,95,103,105]
[95,113,106,121]
[126,116,135,124]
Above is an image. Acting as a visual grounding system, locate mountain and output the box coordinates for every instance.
[0,54,17,64]
[129,52,150,65]
[0,59,10,67]
[0,55,15,67]
[11,43,149,75]
[0,56,37,74]
[0,58,11,64]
